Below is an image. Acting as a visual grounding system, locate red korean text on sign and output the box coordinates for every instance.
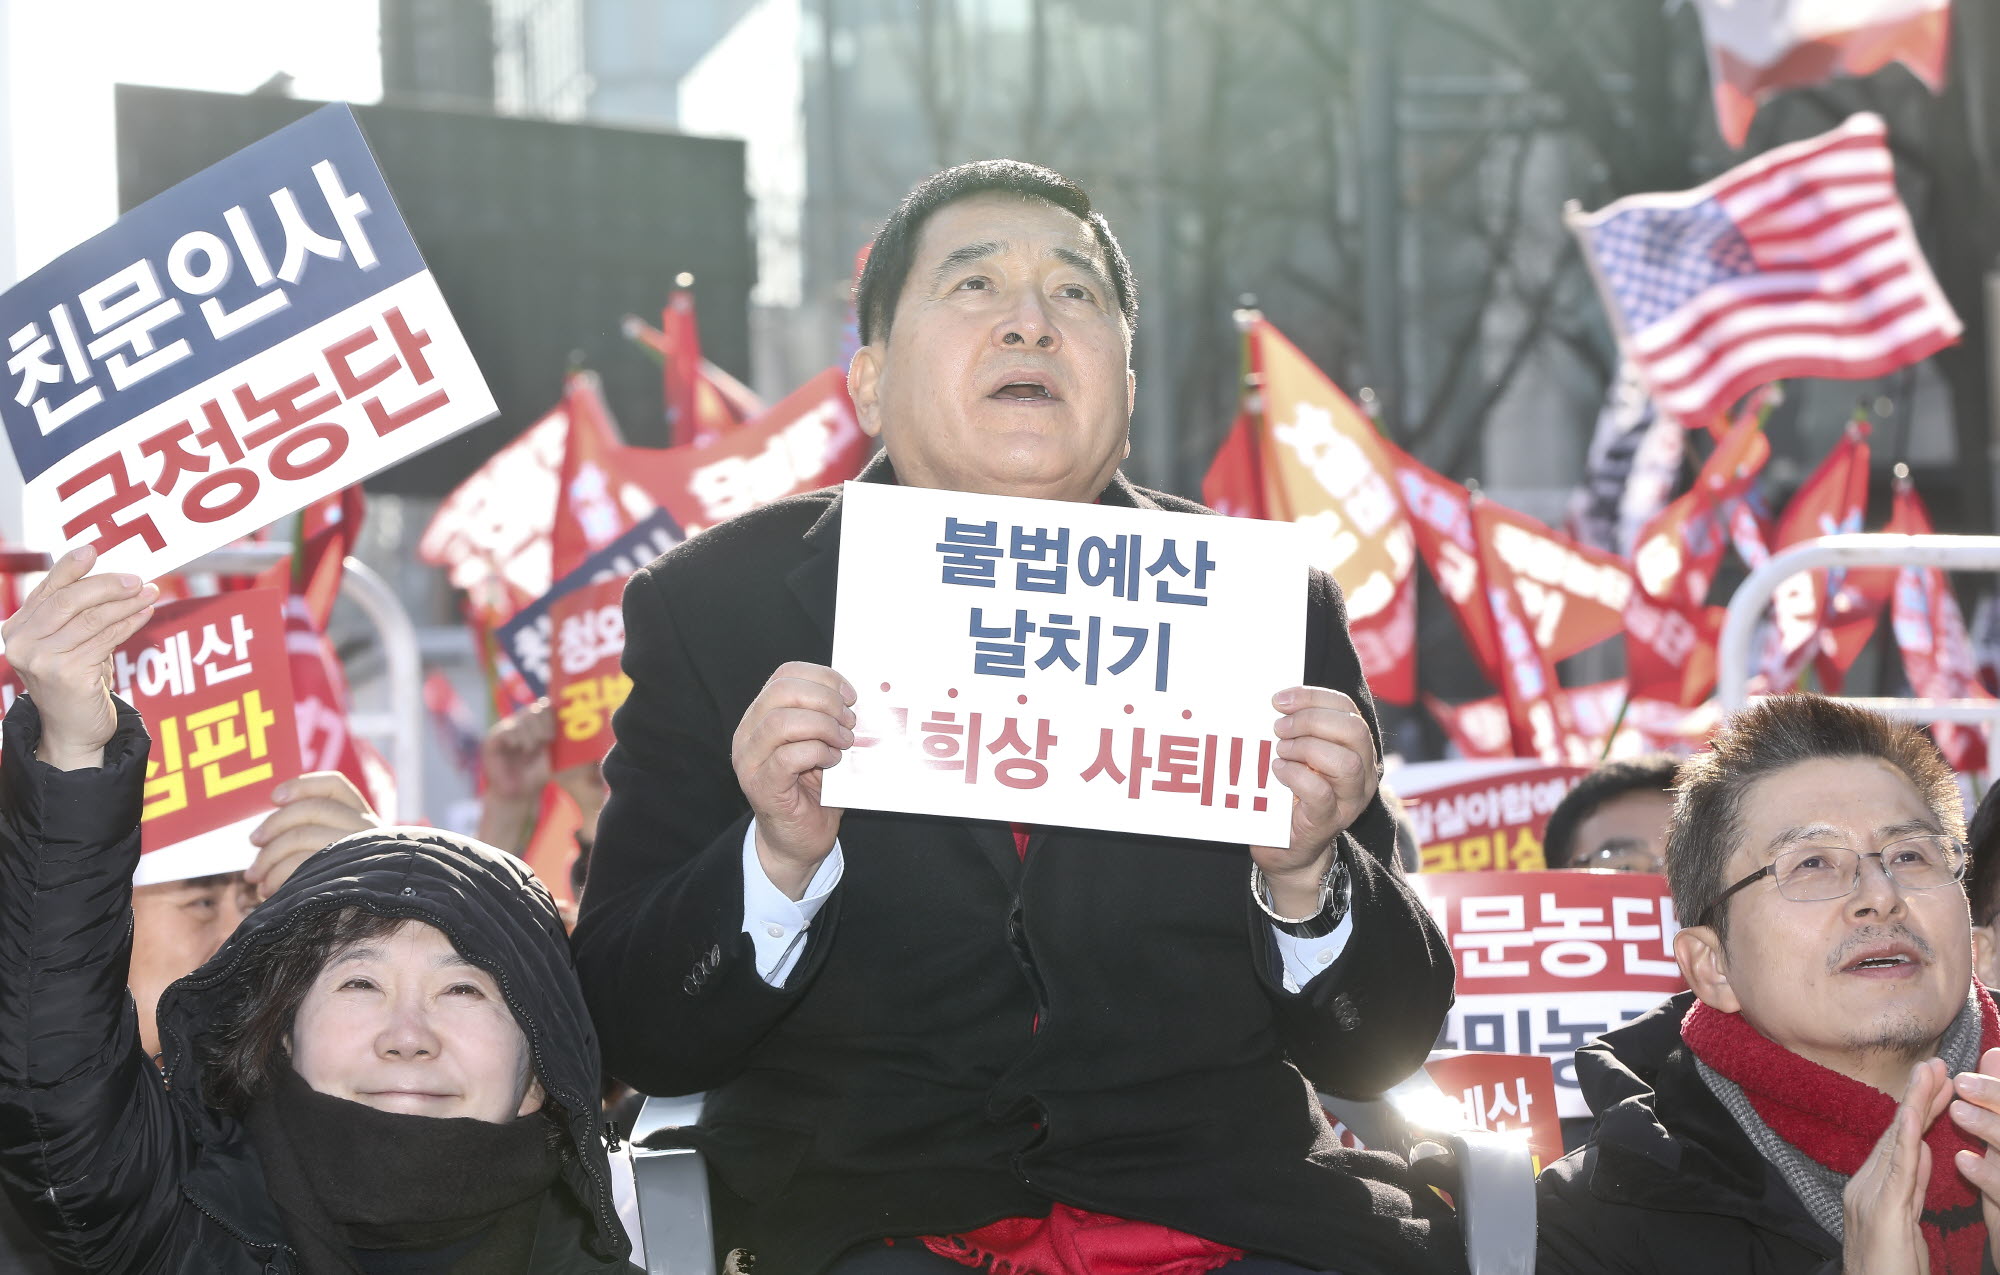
[57,305,452,563]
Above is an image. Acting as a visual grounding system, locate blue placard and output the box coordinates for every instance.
[496,509,684,697]
[1,103,426,483]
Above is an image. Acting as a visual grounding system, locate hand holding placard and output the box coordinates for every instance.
[733,661,855,900]
[1255,684,1379,915]
[0,546,160,770]
[822,483,1308,845]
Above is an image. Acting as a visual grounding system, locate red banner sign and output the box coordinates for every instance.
[546,574,630,772]
[618,367,868,536]
[2,589,301,884]
[1423,1051,1565,1174]
[1413,870,1686,1116]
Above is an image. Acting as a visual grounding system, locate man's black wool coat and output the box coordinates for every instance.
[573,454,1462,1275]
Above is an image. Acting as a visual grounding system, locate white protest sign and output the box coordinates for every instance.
[4,104,496,582]
[822,482,1308,844]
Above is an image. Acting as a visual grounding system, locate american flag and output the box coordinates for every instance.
[1568,113,1960,430]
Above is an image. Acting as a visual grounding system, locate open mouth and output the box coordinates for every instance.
[993,382,1053,400]
[989,372,1058,401]
[1850,956,1913,970]
[1840,944,1922,973]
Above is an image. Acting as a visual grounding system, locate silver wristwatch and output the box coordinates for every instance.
[1249,850,1351,939]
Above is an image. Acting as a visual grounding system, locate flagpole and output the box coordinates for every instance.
[1233,307,1266,511]
[1599,691,1631,763]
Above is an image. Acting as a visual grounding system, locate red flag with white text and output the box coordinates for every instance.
[1247,318,1416,703]
[615,367,870,535]
[1814,447,1924,692]
[1758,421,1871,689]
[661,291,702,448]
[1469,498,1583,763]
[1382,442,1502,685]
[419,411,569,626]
[1626,591,1729,708]
[1888,477,1992,772]
[1471,499,1632,664]
[1630,412,1770,611]
[1426,682,1718,763]
[550,372,650,581]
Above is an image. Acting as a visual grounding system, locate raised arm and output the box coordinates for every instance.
[0,548,199,1269]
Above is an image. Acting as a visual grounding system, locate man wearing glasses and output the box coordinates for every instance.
[1538,694,2000,1274]
[1540,754,1679,873]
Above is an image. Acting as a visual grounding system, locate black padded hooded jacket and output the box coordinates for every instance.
[0,695,638,1274]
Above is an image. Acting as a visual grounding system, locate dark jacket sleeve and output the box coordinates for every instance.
[0,696,199,1270]
[1534,1149,1641,1275]
[1533,1149,1842,1275]
[572,565,837,1097]
[1259,568,1455,1097]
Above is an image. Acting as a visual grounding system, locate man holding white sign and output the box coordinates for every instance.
[576,161,1457,1275]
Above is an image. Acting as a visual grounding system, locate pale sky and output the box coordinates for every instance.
[6,0,382,279]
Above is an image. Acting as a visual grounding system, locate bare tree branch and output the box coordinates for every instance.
[1406,132,1535,451]
[1434,253,1579,476]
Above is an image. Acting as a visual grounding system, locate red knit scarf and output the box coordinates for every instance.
[913,825,1248,1274]
[1681,989,2000,1275]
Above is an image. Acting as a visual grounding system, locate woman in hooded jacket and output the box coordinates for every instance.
[0,549,641,1274]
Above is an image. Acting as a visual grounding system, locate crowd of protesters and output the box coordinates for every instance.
[7,158,2000,1275]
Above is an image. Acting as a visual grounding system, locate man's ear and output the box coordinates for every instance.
[1675,925,1741,1014]
[849,345,884,440]
[1975,923,2000,991]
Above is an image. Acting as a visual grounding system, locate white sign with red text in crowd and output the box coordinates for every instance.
[822,482,1309,845]
[0,589,302,885]
[1394,758,1590,873]
[1413,870,1686,1118]
[4,104,495,583]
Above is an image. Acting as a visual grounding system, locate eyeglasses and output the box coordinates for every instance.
[1578,842,1665,874]
[1697,833,1968,927]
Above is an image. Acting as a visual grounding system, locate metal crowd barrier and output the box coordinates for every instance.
[1717,534,2000,754]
